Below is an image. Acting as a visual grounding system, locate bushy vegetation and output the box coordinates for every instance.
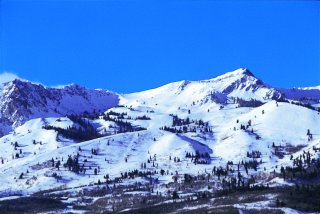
[43,125,99,142]
[160,115,212,134]
[0,197,66,213]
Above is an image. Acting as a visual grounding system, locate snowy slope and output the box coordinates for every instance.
[0,100,319,196]
[0,68,319,198]
[214,101,320,162]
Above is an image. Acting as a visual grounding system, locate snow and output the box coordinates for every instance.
[121,68,280,112]
[300,86,320,90]
[0,96,318,196]
[235,202,308,214]
[0,68,319,211]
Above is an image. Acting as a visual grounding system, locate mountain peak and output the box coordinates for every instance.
[215,68,255,80]
[240,68,255,77]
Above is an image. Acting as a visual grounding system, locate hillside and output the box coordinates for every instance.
[0,68,319,213]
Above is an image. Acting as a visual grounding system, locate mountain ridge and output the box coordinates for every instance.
[1,68,319,135]
[0,78,119,135]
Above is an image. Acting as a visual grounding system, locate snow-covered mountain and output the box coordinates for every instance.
[0,68,319,213]
[0,79,119,135]
[1,68,318,136]
[123,68,283,108]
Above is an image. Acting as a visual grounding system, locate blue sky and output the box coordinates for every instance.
[0,0,319,93]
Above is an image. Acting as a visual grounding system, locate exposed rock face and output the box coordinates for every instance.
[0,79,119,135]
